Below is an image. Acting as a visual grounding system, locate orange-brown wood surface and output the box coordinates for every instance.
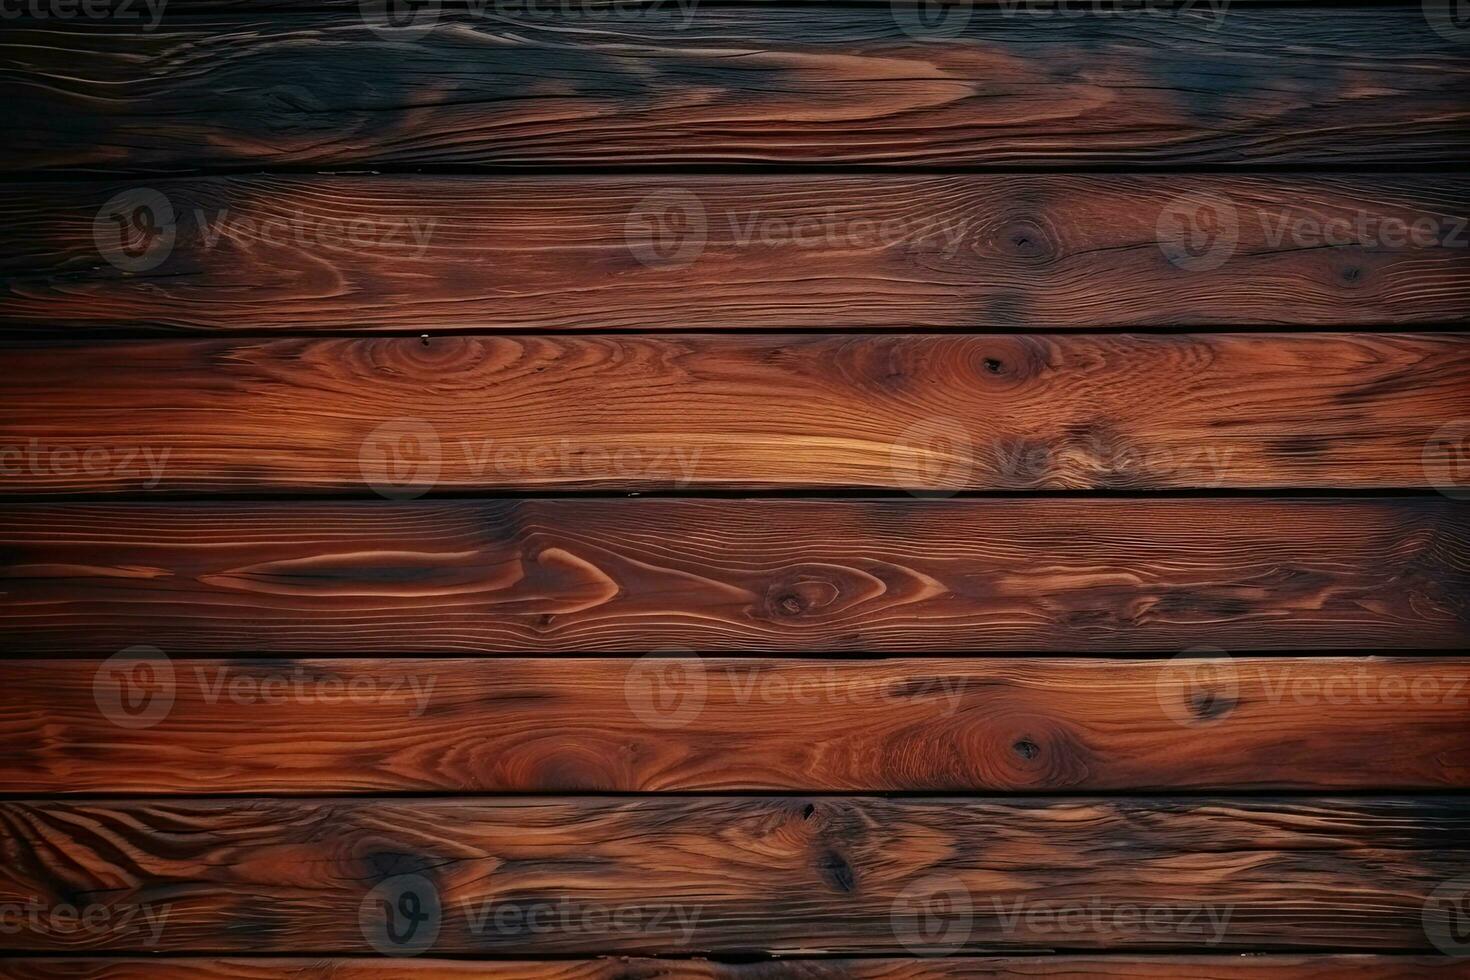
[6,956,1470,979]
[6,657,1468,794]
[4,8,1468,172]
[0,334,1465,493]
[1,797,1466,954]
[4,175,1468,330]
[0,498,1465,654]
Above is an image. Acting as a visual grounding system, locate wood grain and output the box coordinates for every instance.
[1,333,1466,493]
[6,656,1469,794]
[4,175,1468,330]
[3,7,1467,172]
[5,956,1469,979]
[0,797,1465,953]
[0,499,1464,654]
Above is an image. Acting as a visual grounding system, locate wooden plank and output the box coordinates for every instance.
[4,956,1469,979]
[4,175,1468,330]
[0,797,1465,953]
[0,499,1464,654]
[1,333,1466,493]
[7,656,1469,794]
[3,7,1467,172]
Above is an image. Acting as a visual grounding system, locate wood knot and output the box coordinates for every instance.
[1189,689,1237,721]
[996,218,1056,263]
[1012,738,1041,760]
[817,849,856,893]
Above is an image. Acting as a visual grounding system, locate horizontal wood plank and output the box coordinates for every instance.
[5,956,1469,979]
[0,797,1465,953]
[6,656,1469,793]
[3,7,1467,172]
[1,333,1466,493]
[0,498,1464,653]
[4,175,1468,330]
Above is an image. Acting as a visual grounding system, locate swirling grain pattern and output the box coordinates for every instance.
[0,499,1464,653]
[5,955,1469,979]
[0,797,1465,953]
[4,657,1468,794]
[0,334,1464,492]
[2,8,1467,171]
[3,175,1468,330]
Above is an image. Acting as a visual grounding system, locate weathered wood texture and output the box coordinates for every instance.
[7,657,1469,794]
[4,175,1468,330]
[0,499,1464,654]
[5,956,1470,979]
[1,333,1465,493]
[3,8,1467,172]
[0,797,1465,953]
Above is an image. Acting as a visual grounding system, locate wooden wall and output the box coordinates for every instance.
[1,0,1468,975]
